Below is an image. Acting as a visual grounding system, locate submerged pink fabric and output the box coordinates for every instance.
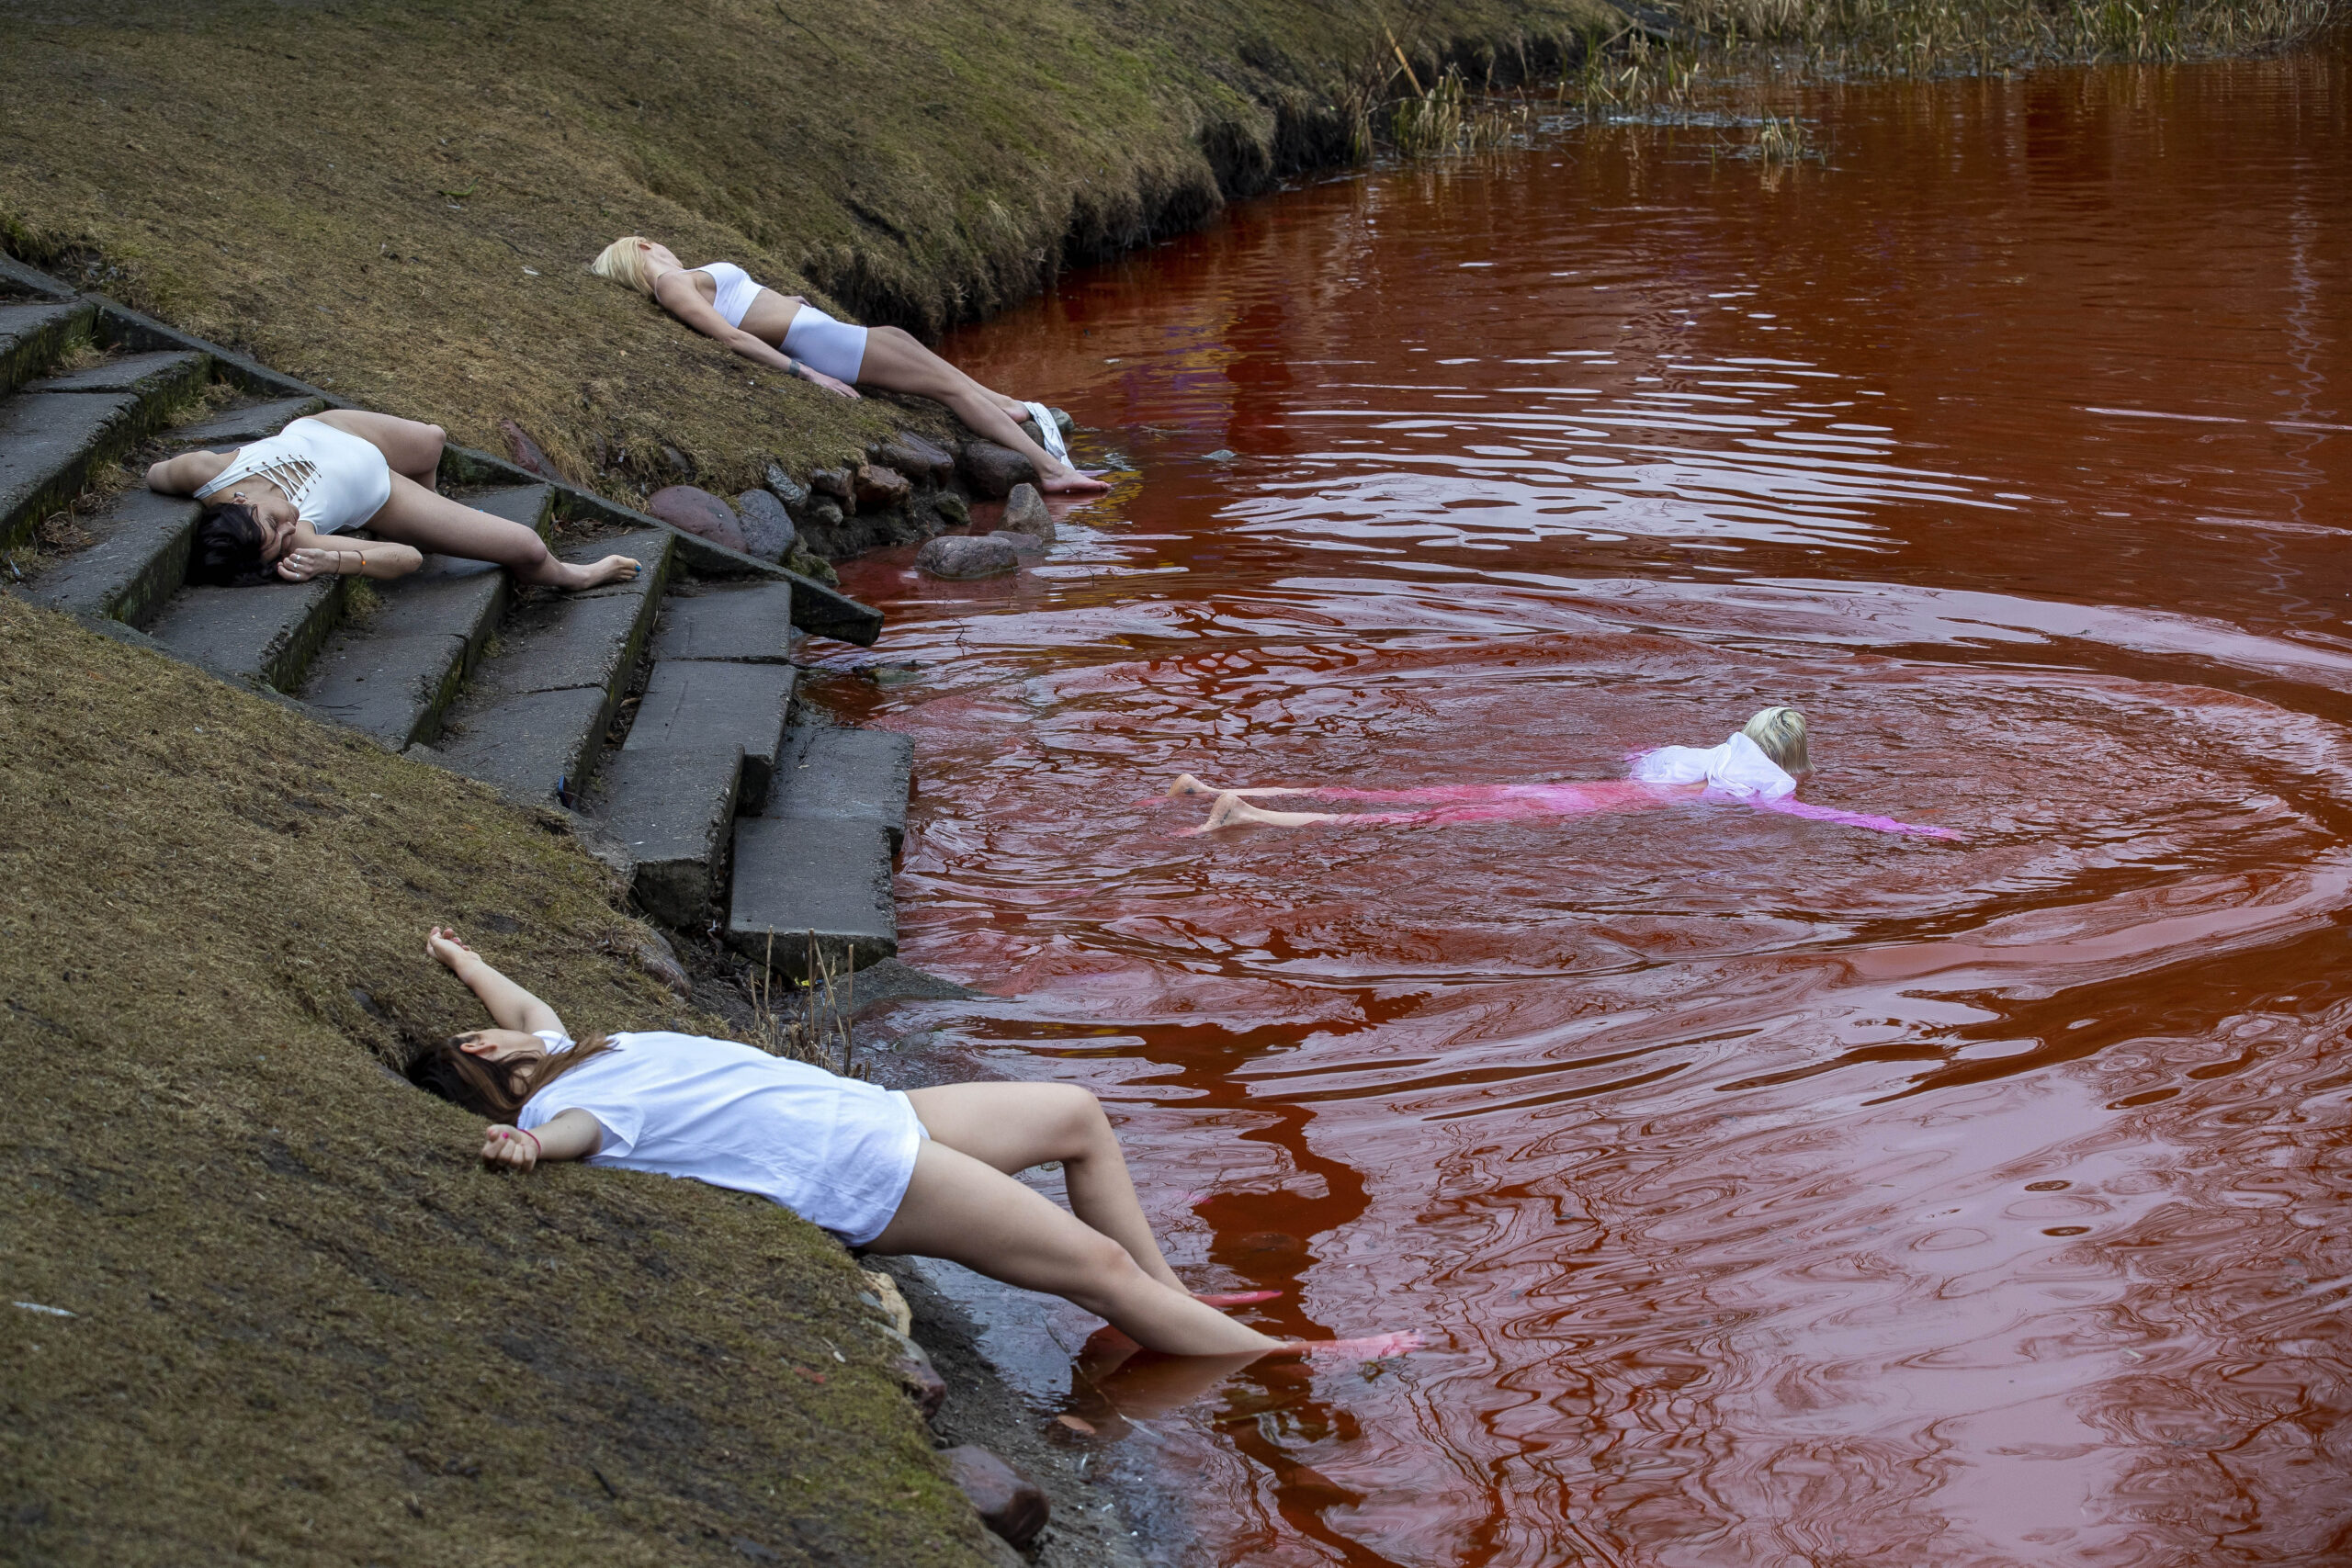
[1216,779,1957,839]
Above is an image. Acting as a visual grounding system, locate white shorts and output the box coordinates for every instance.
[783,305,870,382]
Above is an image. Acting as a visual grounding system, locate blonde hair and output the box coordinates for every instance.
[591,235,655,295]
[1742,705,1809,772]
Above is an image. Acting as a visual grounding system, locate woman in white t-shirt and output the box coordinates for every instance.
[412,928,1403,1360]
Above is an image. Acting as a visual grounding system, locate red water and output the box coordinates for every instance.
[819,50,2352,1566]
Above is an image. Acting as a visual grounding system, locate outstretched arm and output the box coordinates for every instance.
[426,926,565,1036]
[481,1109,603,1171]
[649,272,853,395]
[277,542,424,581]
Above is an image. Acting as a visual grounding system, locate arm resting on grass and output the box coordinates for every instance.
[426,926,566,1037]
[481,1109,603,1171]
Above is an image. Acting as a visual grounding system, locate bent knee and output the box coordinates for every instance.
[1038,1083,1110,1142]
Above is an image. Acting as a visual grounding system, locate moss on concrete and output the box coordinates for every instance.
[0,595,1000,1566]
[0,0,1611,501]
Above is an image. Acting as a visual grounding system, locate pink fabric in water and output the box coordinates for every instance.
[1226,780,1956,839]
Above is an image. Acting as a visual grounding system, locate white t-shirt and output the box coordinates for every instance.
[1627,731,1798,799]
[517,1031,924,1246]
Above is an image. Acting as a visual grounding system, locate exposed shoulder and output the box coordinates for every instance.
[148,446,236,495]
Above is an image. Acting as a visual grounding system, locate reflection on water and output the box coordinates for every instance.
[821,48,2350,1567]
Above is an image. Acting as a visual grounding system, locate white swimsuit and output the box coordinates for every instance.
[687,260,869,382]
[195,416,391,535]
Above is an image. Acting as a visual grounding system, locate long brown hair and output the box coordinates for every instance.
[411,1032,620,1123]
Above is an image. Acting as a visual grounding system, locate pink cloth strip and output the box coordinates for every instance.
[1220,781,1957,839]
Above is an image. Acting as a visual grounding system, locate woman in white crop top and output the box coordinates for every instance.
[146,409,642,590]
[413,926,1417,1363]
[592,236,1109,496]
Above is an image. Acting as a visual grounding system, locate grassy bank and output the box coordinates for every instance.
[0,596,1000,1566]
[0,0,1611,502]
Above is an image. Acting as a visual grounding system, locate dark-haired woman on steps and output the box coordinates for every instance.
[145,409,641,590]
[590,235,1110,496]
[412,925,1414,1363]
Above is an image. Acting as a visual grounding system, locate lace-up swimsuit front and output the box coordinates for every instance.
[194,416,392,535]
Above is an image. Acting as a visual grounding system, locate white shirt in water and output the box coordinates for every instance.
[516,1030,925,1246]
[1627,731,1798,799]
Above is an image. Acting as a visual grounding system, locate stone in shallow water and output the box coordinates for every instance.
[644,485,745,554]
[998,481,1054,544]
[939,1445,1048,1549]
[957,439,1035,499]
[732,489,797,562]
[915,534,1019,580]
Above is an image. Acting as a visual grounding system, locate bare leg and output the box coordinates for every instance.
[365,474,639,589]
[855,327,1109,495]
[1201,793,1334,830]
[865,1141,1278,1357]
[1168,773,1309,799]
[312,409,446,490]
[906,1082,1185,1292]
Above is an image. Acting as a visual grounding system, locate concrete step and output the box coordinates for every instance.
[0,301,95,397]
[621,659,796,810]
[459,482,556,537]
[650,580,797,663]
[728,816,898,978]
[765,724,914,851]
[28,349,208,403]
[145,574,346,692]
[299,487,553,744]
[432,528,671,802]
[0,389,146,549]
[26,488,202,626]
[169,395,326,448]
[601,745,742,928]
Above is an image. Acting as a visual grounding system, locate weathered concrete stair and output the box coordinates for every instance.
[0,301,95,397]
[300,485,549,747]
[722,724,913,977]
[432,528,672,803]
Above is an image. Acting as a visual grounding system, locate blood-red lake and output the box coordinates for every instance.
[810,44,2352,1567]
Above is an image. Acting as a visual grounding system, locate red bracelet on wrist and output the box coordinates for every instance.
[517,1128,542,1157]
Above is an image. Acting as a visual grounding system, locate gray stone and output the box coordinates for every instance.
[623,660,796,809]
[932,491,970,527]
[763,462,810,511]
[634,932,694,997]
[0,301,95,398]
[998,482,1054,544]
[957,440,1035,500]
[808,467,854,509]
[727,816,897,978]
[650,581,796,663]
[939,1446,1048,1550]
[28,350,209,401]
[807,497,845,531]
[27,489,201,626]
[914,534,1019,580]
[873,433,954,486]
[602,745,743,928]
[302,556,511,746]
[852,463,910,512]
[879,1325,945,1418]
[0,389,144,549]
[436,685,611,804]
[170,396,328,448]
[644,485,746,553]
[146,576,345,692]
[732,489,797,563]
[766,724,913,851]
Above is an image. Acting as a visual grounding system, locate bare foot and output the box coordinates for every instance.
[1040,468,1112,496]
[1194,1290,1283,1307]
[1202,791,1254,830]
[1168,772,1215,797]
[576,554,640,590]
[1273,1330,1425,1362]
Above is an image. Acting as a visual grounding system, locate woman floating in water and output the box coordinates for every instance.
[590,236,1108,496]
[147,410,641,590]
[1176,706,1957,840]
[413,927,1410,1360]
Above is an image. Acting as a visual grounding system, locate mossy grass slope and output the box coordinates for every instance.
[0,596,998,1566]
[0,0,1610,499]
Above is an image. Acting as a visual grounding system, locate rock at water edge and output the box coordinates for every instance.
[733,489,797,562]
[957,440,1035,500]
[939,1446,1049,1549]
[933,491,970,526]
[808,466,856,513]
[763,461,810,511]
[873,433,954,486]
[853,463,910,511]
[915,534,1019,580]
[645,486,747,554]
[998,482,1054,544]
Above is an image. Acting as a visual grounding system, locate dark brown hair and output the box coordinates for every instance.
[189,502,282,587]
[411,1032,619,1124]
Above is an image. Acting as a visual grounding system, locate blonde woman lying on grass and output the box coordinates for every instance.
[412,927,1413,1361]
[590,236,1108,495]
